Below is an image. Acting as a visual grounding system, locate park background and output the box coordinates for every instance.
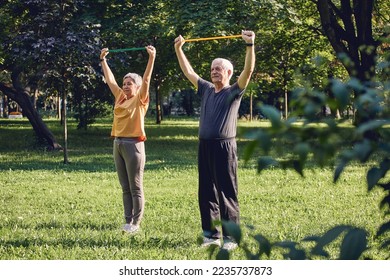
[0,0,389,260]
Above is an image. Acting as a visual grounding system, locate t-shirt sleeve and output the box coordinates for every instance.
[231,82,246,99]
[197,78,213,97]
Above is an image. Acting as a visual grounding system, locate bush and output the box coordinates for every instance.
[218,75,390,260]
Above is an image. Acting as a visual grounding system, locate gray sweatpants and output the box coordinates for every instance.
[113,138,145,226]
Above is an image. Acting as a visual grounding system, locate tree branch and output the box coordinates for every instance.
[317,0,348,55]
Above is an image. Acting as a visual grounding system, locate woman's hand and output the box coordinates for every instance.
[100,48,109,60]
[145,45,156,58]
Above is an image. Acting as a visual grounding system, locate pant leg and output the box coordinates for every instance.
[113,140,132,224]
[198,140,221,239]
[127,141,145,226]
[113,139,145,225]
[214,139,240,236]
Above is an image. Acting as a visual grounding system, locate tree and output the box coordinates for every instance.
[239,0,389,260]
[90,0,179,124]
[316,0,379,82]
[0,71,61,150]
[0,0,103,151]
[0,0,63,149]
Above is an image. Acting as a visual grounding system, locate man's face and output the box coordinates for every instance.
[210,61,229,84]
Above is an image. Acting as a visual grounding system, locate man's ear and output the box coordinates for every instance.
[227,69,233,79]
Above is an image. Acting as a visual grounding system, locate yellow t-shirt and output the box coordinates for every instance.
[110,87,149,139]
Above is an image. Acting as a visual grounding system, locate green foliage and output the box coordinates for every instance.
[0,0,346,127]
[1,0,389,260]
[241,66,389,259]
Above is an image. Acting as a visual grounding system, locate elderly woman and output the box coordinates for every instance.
[100,45,156,234]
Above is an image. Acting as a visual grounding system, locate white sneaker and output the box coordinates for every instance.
[123,223,140,234]
[222,240,238,251]
[201,237,221,247]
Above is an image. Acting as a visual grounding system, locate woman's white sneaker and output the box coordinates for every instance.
[123,224,140,234]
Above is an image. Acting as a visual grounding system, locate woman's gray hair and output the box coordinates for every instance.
[123,73,142,86]
[212,58,234,79]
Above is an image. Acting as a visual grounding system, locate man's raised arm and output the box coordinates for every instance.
[237,30,256,90]
[174,35,199,88]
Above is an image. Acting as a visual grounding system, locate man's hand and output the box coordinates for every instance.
[174,35,186,50]
[242,30,255,44]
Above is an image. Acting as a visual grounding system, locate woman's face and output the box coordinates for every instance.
[122,77,139,98]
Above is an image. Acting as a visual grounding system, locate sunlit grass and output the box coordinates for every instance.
[0,117,387,259]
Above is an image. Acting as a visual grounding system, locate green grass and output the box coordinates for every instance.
[0,117,387,259]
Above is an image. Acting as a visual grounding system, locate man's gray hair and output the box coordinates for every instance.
[123,73,142,86]
[212,58,234,79]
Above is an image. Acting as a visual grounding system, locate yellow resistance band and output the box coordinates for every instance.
[184,34,242,42]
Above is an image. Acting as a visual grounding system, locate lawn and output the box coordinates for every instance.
[0,117,387,260]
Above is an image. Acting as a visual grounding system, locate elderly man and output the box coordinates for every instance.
[174,31,255,250]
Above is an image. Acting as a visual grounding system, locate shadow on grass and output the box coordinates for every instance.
[1,118,343,173]
[0,119,200,172]
[2,228,193,253]
[0,116,354,172]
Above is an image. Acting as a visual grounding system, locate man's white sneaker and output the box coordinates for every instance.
[201,237,221,247]
[222,240,238,251]
[122,224,140,234]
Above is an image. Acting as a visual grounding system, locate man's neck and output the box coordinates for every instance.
[214,82,229,93]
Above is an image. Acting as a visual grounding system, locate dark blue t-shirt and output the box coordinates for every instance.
[197,78,245,140]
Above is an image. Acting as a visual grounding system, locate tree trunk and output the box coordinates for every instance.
[316,0,378,136]
[0,79,62,151]
[249,90,253,121]
[316,0,377,82]
[2,95,8,117]
[154,81,162,124]
[63,89,69,163]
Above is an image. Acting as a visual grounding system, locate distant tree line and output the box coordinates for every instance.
[0,0,388,150]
